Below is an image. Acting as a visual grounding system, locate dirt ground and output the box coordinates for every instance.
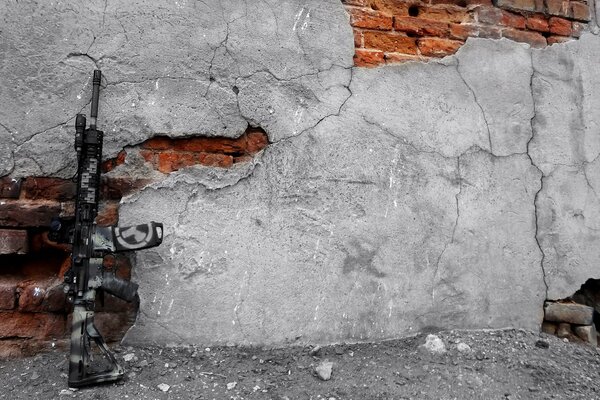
[1,328,599,400]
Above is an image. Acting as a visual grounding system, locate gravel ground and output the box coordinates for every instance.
[1,328,600,400]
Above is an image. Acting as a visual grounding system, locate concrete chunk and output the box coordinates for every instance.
[544,302,594,325]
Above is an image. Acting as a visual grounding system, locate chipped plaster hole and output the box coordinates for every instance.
[102,127,270,174]
[542,279,600,347]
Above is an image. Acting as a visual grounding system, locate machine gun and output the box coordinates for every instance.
[50,70,163,387]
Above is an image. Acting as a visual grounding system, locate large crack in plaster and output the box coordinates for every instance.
[455,60,493,155]
[432,155,461,303]
[527,51,549,299]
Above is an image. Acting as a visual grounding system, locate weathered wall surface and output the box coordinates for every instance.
[1,0,599,348]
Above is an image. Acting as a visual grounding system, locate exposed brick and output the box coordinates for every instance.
[0,201,61,227]
[18,280,48,312]
[526,14,550,32]
[416,4,471,23]
[42,282,67,312]
[172,137,244,154]
[547,35,572,43]
[545,301,594,324]
[449,23,478,40]
[0,177,21,199]
[139,149,156,164]
[157,151,188,173]
[141,136,172,150]
[96,201,120,226]
[245,130,269,154]
[495,0,536,12]
[347,6,393,30]
[418,37,463,56]
[502,28,547,47]
[0,312,66,339]
[431,0,492,6]
[354,49,385,67]
[477,25,503,38]
[103,254,132,281]
[19,253,67,278]
[500,11,526,29]
[545,0,570,17]
[198,153,234,168]
[0,282,17,310]
[29,230,71,254]
[21,177,76,202]
[393,16,452,37]
[354,30,364,47]
[101,176,154,200]
[58,255,71,278]
[363,31,418,53]
[0,229,28,255]
[476,6,503,24]
[369,0,410,16]
[533,0,545,12]
[572,21,585,37]
[549,16,572,35]
[569,1,590,21]
[384,52,426,63]
[101,150,127,173]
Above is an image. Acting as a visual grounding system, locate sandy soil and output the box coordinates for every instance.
[1,328,599,400]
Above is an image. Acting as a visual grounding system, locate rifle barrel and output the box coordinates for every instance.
[90,70,101,128]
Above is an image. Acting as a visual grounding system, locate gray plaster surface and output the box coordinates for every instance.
[530,34,600,299]
[2,0,600,346]
[1,0,353,177]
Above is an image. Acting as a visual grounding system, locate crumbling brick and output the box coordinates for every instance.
[495,0,537,12]
[0,177,21,199]
[501,28,547,47]
[526,14,551,32]
[0,202,61,227]
[96,201,120,226]
[417,37,464,56]
[347,6,394,30]
[18,281,48,312]
[0,312,66,339]
[21,177,76,202]
[548,16,572,35]
[0,229,28,255]
[363,31,418,54]
[344,0,589,66]
[0,283,17,310]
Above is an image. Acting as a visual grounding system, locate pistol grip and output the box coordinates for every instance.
[101,272,139,302]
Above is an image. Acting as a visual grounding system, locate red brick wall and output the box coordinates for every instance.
[0,128,268,356]
[344,0,591,66]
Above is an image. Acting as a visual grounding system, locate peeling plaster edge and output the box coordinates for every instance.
[120,153,265,207]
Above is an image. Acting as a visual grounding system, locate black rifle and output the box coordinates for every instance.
[50,70,163,387]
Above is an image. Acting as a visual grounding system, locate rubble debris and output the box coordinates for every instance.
[423,334,446,354]
[315,360,333,381]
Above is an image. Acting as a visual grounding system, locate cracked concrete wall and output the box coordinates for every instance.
[1,0,600,346]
